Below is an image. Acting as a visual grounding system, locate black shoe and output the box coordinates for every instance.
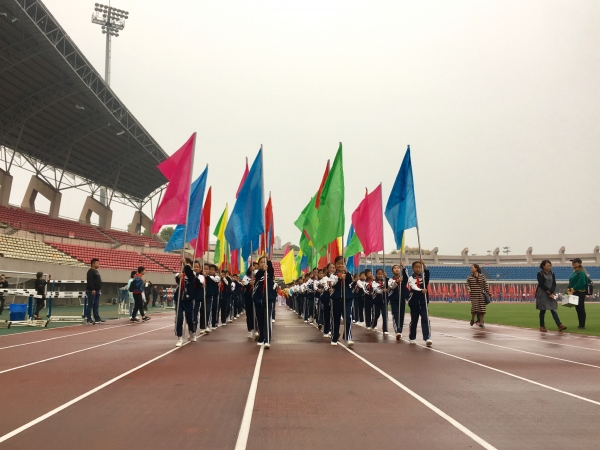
[129,318,137,323]
[470,319,474,326]
[86,320,95,325]
[578,326,585,330]
[96,319,106,323]
[142,316,151,322]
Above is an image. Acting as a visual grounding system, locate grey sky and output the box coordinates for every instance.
[12,0,599,256]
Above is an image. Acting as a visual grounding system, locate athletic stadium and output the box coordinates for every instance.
[0,1,598,449]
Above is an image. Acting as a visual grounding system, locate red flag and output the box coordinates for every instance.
[230,249,239,275]
[351,184,383,256]
[315,161,330,209]
[152,133,195,233]
[328,239,341,265]
[192,187,212,256]
[236,157,249,199]
[265,195,274,256]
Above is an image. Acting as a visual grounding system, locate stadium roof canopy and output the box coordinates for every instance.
[0,0,169,202]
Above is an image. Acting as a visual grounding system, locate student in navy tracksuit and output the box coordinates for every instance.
[320,263,335,338]
[205,264,220,331]
[363,269,374,329]
[174,258,195,347]
[389,263,409,339]
[219,271,232,325]
[130,266,151,323]
[407,259,432,346]
[329,256,354,347]
[243,264,257,338]
[253,256,275,348]
[190,260,205,335]
[371,268,389,335]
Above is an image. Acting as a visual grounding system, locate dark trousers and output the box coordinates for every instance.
[211,295,219,327]
[255,300,273,344]
[372,297,388,332]
[193,296,205,332]
[575,292,586,327]
[304,297,314,321]
[245,298,255,331]
[0,296,4,315]
[198,297,210,330]
[298,296,304,316]
[391,297,406,334]
[332,298,353,342]
[175,299,193,337]
[85,290,101,322]
[408,297,430,341]
[321,299,331,334]
[34,297,45,317]
[131,293,146,320]
[152,292,158,307]
[220,296,230,324]
[354,296,364,323]
[539,309,561,327]
[364,297,373,328]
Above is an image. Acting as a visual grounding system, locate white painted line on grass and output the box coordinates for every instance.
[0,340,191,444]
[435,331,600,369]
[339,343,498,450]
[234,345,265,450]
[0,324,171,375]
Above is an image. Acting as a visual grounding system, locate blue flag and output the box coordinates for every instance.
[241,234,260,261]
[385,146,417,250]
[164,165,208,252]
[346,225,356,273]
[225,149,265,250]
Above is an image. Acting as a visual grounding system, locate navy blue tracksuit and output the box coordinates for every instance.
[331,272,354,343]
[174,266,195,337]
[205,275,219,328]
[408,269,431,341]
[390,268,409,334]
[253,263,275,344]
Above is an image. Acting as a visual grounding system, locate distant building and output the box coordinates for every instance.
[274,236,281,250]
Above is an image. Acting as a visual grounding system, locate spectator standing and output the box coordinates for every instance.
[158,286,165,306]
[126,271,136,318]
[33,272,49,320]
[466,264,491,328]
[144,281,152,311]
[86,258,104,324]
[130,267,151,323]
[567,258,589,329]
[152,284,158,307]
[0,274,8,315]
[536,260,566,332]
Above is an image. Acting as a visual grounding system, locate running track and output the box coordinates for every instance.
[0,307,598,449]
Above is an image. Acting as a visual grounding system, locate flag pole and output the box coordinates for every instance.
[380,182,388,335]
[175,132,196,337]
[260,145,270,347]
[411,145,432,339]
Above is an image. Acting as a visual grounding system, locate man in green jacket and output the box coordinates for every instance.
[567,258,589,329]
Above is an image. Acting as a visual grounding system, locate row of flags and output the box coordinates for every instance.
[281,144,418,283]
[151,133,273,272]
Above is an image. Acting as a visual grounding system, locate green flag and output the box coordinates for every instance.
[344,231,364,257]
[313,143,344,251]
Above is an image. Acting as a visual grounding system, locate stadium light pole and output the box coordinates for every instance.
[91,3,128,86]
[91,3,128,206]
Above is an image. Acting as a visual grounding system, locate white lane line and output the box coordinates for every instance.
[0,340,191,444]
[434,331,600,369]
[338,343,497,450]
[234,345,265,450]
[0,324,171,375]
[359,320,600,407]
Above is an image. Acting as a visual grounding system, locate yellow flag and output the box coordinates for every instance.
[281,249,296,284]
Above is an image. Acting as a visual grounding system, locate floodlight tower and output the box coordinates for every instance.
[91,3,129,86]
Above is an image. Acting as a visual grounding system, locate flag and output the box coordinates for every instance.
[352,184,383,256]
[344,224,364,256]
[281,248,296,284]
[163,165,208,251]
[236,157,249,199]
[193,186,212,256]
[225,149,265,250]
[385,146,417,250]
[313,143,344,251]
[213,205,228,266]
[315,161,330,209]
[262,195,274,256]
[152,133,195,233]
[230,249,239,274]
[329,238,342,265]
[283,245,290,257]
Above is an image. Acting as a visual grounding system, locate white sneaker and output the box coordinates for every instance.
[188,333,194,341]
[264,343,271,349]
[248,331,253,338]
[205,328,211,333]
[257,341,264,346]
[200,329,206,334]
[272,319,275,323]
[191,333,197,342]
[331,341,338,346]
[383,332,389,336]
[367,327,372,331]
[175,339,183,347]
[409,340,416,344]
[227,319,233,323]
[373,327,378,331]
[396,333,402,340]
[304,320,308,323]
[347,340,354,348]
[426,339,433,347]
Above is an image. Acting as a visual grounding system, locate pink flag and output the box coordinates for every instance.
[351,184,383,256]
[152,133,195,233]
[236,157,249,199]
[191,186,212,256]
[283,245,290,257]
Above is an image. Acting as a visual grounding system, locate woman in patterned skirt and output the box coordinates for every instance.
[466,264,491,328]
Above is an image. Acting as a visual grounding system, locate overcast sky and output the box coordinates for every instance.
[11,0,599,256]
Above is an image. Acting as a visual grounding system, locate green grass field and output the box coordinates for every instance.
[427,302,600,336]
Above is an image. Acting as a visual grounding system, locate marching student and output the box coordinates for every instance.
[389,263,409,339]
[126,270,136,318]
[329,256,354,347]
[191,260,205,335]
[253,256,275,348]
[205,264,221,331]
[219,270,232,325]
[363,269,374,330]
[351,273,359,324]
[303,269,316,323]
[353,272,367,325]
[320,262,335,338]
[131,266,151,324]
[242,269,255,338]
[174,259,194,347]
[407,259,432,346]
[371,268,389,334]
[315,269,325,330]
